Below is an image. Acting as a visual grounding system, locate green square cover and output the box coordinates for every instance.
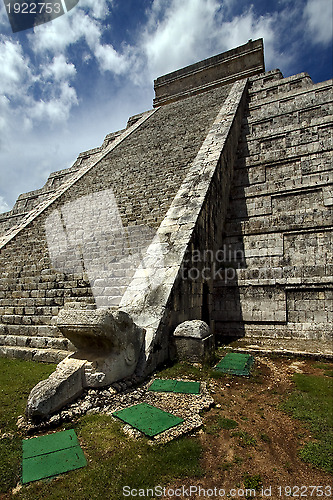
[113,403,184,437]
[148,379,178,392]
[148,379,200,394]
[22,429,79,459]
[215,352,254,376]
[22,429,86,484]
[174,381,200,394]
[22,446,87,484]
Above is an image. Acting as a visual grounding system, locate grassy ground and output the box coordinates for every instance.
[0,355,332,499]
[281,371,333,473]
[17,415,202,500]
[0,358,202,499]
[0,358,56,492]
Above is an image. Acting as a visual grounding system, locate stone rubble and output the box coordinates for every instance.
[17,376,214,444]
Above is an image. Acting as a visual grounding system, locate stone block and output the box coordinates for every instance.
[173,320,214,363]
[26,357,86,418]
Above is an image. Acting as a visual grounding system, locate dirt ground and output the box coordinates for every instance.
[163,356,333,499]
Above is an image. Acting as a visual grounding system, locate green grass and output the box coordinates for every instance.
[243,473,262,491]
[205,415,238,435]
[0,358,56,432]
[259,433,271,443]
[0,358,203,498]
[0,358,56,493]
[231,430,257,447]
[2,356,332,497]
[281,373,333,473]
[219,455,243,471]
[314,361,333,378]
[17,415,202,499]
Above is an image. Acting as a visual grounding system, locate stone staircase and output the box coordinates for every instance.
[0,115,149,362]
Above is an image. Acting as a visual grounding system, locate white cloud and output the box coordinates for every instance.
[0,37,79,130]
[30,81,78,122]
[0,38,31,95]
[0,195,9,214]
[143,0,222,77]
[30,3,131,78]
[43,54,76,81]
[31,9,102,54]
[0,3,9,30]
[214,8,286,72]
[78,0,111,20]
[95,44,130,74]
[141,0,284,79]
[304,0,333,45]
[0,96,10,141]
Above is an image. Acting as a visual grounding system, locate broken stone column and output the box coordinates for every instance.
[173,320,214,363]
[26,302,145,419]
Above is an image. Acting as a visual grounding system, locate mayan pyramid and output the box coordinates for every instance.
[0,39,332,368]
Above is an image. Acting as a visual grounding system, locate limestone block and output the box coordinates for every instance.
[26,304,145,418]
[56,305,145,385]
[26,357,86,419]
[173,320,214,363]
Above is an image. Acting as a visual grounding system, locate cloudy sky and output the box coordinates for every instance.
[0,0,332,213]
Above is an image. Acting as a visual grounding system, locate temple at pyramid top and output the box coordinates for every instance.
[153,38,265,106]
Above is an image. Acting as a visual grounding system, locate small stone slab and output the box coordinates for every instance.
[214,353,254,376]
[113,403,184,437]
[22,429,86,484]
[148,379,200,394]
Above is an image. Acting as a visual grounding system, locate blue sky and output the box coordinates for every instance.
[0,0,332,213]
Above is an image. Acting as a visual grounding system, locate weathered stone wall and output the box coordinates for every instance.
[0,83,231,362]
[212,71,333,342]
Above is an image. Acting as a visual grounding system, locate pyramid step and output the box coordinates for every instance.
[0,334,74,351]
[249,72,313,102]
[1,324,64,338]
[91,280,129,290]
[0,345,70,363]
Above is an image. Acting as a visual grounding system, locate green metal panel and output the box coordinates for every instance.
[113,403,184,437]
[215,352,255,376]
[22,446,87,484]
[148,379,200,394]
[21,429,86,484]
[148,379,178,392]
[174,381,200,394]
[22,429,79,459]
